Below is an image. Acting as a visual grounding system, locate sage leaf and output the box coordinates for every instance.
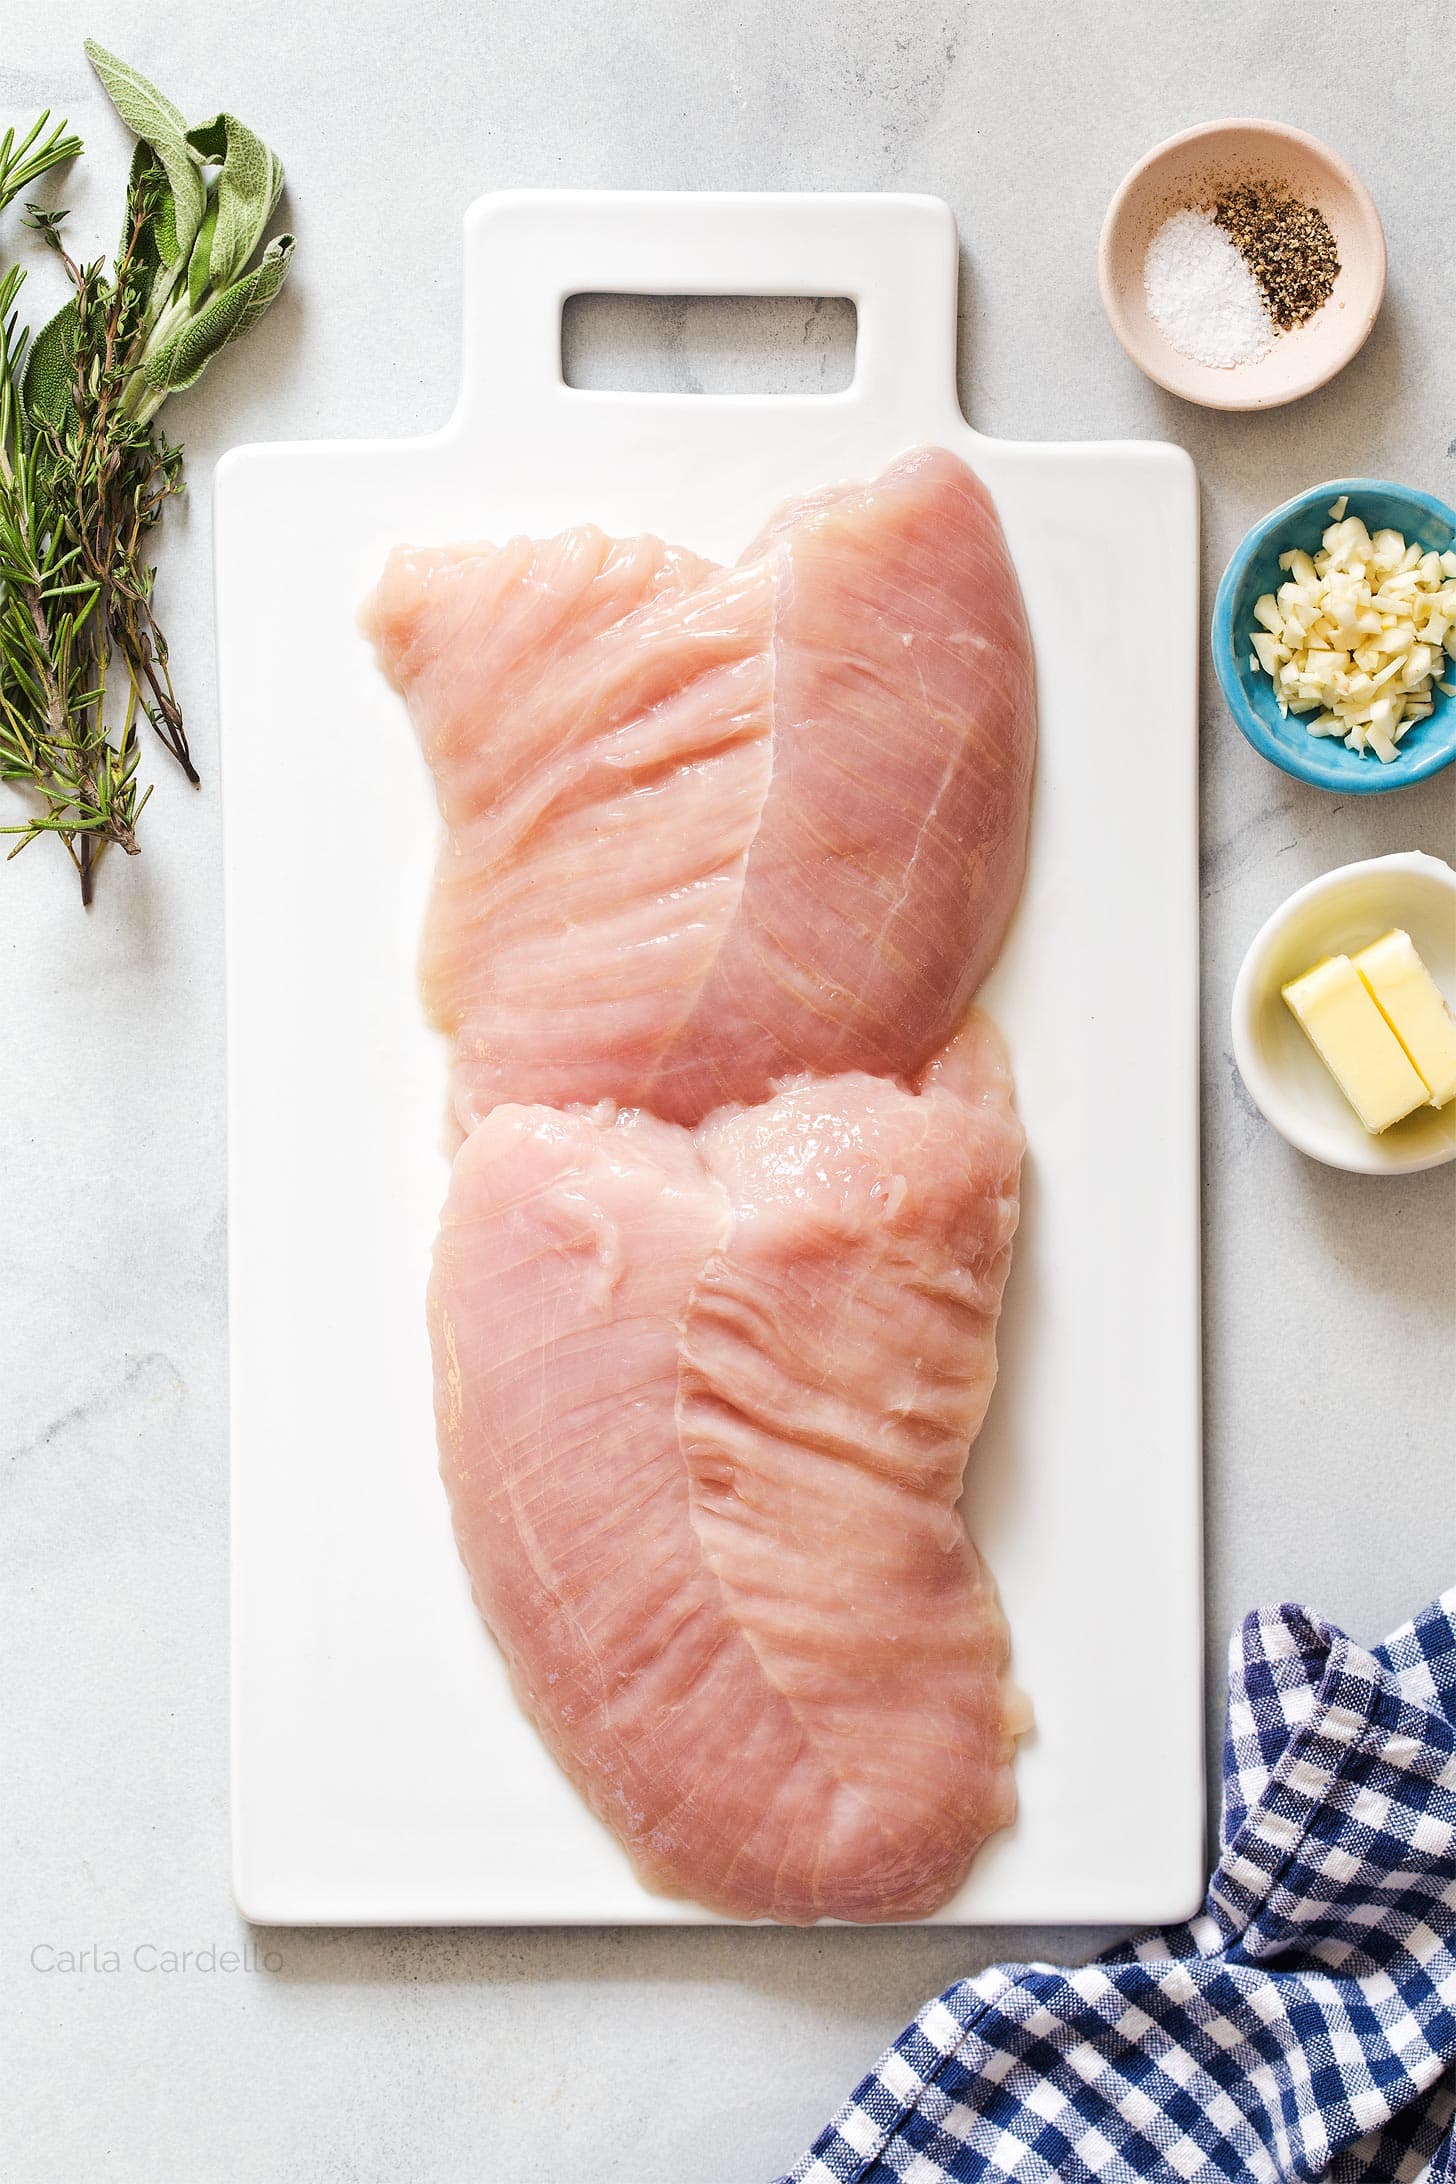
[84,40,205,268]
[185,112,284,298]
[141,233,294,396]
[186,189,218,312]
[21,296,79,434]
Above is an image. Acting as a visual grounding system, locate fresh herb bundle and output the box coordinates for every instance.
[0,43,292,904]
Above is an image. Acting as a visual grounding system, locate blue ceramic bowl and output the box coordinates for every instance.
[1212,478,1456,792]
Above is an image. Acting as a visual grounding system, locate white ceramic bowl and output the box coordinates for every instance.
[1231,851,1456,1173]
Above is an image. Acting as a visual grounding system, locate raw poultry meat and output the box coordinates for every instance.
[429,1015,1025,1924]
[366,446,1035,1134]
[367,446,1035,1921]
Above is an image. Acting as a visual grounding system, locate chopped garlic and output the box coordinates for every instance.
[1248,513,1456,761]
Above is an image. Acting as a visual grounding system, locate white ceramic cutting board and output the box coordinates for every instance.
[218,192,1203,1926]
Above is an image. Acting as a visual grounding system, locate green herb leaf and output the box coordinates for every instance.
[84,40,205,268]
[186,113,283,297]
[186,189,218,312]
[20,297,79,434]
[141,233,293,398]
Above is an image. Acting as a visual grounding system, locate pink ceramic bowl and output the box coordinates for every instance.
[1098,119,1386,411]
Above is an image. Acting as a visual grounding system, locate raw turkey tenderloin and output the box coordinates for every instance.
[366,446,1035,1136]
[429,1015,1025,1924]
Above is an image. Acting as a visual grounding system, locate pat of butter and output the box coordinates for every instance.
[1352,929,1456,1109]
[1281,954,1430,1134]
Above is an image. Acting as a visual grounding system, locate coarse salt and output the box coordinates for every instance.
[1143,208,1275,369]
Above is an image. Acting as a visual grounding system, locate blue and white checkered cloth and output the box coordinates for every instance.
[781,1592,1456,2184]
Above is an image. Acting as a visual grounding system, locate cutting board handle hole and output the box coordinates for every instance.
[560,294,857,397]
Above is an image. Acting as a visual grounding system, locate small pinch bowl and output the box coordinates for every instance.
[1231,851,1456,1174]
[1213,478,1456,794]
[1099,119,1385,411]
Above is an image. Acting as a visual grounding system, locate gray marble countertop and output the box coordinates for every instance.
[4,6,1452,2180]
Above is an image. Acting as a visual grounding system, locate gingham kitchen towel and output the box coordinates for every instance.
[781,1592,1456,2184]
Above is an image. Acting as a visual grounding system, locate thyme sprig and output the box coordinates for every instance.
[0,43,293,904]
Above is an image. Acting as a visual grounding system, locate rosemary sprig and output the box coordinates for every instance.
[0,43,293,905]
[0,112,83,215]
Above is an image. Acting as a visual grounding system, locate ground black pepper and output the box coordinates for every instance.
[1211,181,1340,331]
